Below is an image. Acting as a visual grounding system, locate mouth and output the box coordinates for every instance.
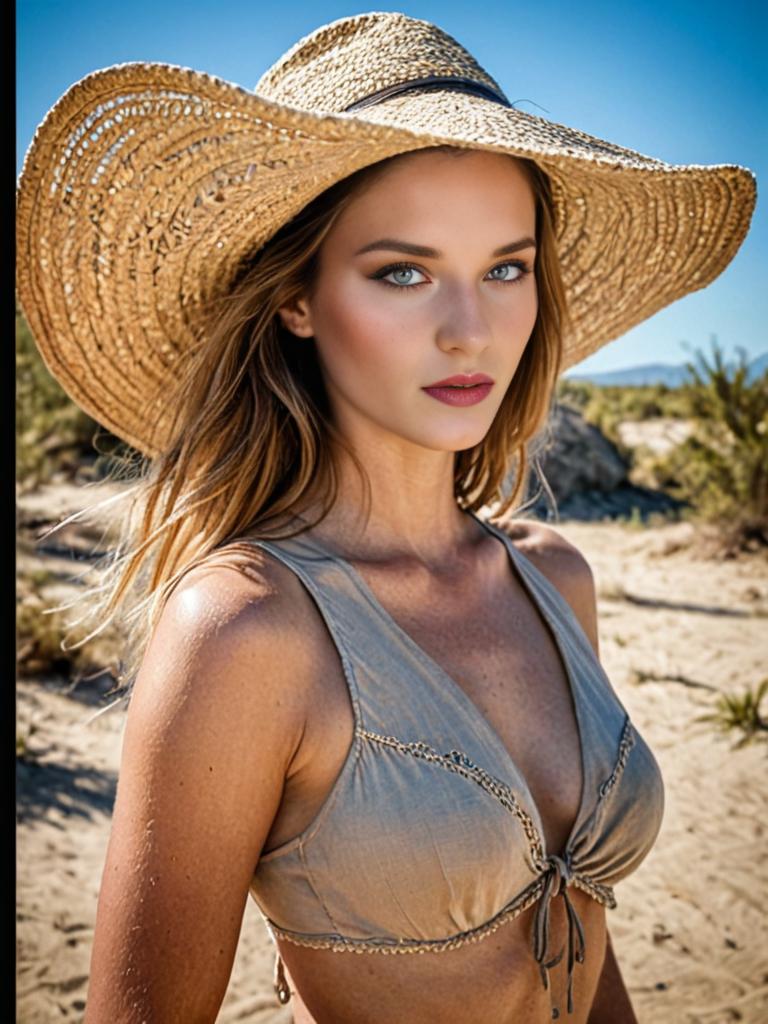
[421,378,494,407]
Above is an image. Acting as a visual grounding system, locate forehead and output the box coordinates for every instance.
[386,146,532,179]
[333,149,536,240]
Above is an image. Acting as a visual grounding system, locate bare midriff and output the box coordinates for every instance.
[276,894,607,1024]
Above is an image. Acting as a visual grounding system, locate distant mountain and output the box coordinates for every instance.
[565,362,692,387]
[564,352,768,388]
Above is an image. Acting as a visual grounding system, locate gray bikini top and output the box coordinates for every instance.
[241,510,665,1020]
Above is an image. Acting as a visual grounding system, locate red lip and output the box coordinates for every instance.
[423,372,495,388]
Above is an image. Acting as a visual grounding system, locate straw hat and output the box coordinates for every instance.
[16,10,757,458]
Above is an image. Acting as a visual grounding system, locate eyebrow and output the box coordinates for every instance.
[354,236,537,258]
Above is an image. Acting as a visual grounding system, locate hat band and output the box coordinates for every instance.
[342,75,512,112]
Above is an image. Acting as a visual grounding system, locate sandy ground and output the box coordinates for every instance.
[16,487,768,1023]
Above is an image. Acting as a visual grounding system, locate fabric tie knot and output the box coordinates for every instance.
[532,853,586,1019]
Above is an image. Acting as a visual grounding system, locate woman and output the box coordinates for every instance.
[16,12,755,1023]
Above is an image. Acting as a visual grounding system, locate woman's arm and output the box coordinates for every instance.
[588,930,639,1024]
[84,559,308,1024]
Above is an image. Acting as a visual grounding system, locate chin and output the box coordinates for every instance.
[416,425,493,453]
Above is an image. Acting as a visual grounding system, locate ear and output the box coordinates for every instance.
[276,296,314,339]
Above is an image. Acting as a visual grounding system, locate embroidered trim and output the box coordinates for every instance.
[266,876,548,953]
[358,727,548,871]
[597,718,636,801]
[572,875,617,908]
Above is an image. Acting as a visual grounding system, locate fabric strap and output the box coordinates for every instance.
[343,74,512,112]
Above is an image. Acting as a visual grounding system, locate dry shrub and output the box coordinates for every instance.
[16,574,124,684]
[694,678,768,749]
[646,339,767,554]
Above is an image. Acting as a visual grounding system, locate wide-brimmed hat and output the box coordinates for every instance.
[16,10,757,458]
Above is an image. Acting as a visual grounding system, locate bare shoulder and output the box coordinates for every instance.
[494,517,600,658]
[496,517,589,573]
[159,538,315,654]
[132,540,316,732]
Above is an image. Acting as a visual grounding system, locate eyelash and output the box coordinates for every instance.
[371,260,532,291]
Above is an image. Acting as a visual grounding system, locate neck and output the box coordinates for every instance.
[295,442,485,570]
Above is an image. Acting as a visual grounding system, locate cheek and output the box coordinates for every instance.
[513,278,539,331]
[479,286,538,360]
[502,285,538,357]
[313,290,421,385]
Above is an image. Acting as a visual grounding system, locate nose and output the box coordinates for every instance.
[434,283,492,356]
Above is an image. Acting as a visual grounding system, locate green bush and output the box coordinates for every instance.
[646,340,767,550]
[556,378,690,424]
[556,378,594,412]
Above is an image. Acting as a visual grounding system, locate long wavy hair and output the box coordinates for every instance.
[51,144,571,714]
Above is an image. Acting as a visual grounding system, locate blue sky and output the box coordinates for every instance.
[17,0,766,375]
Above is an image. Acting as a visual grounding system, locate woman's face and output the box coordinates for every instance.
[280,149,539,455]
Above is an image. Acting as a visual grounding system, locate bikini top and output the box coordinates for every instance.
[242,510,666,1020]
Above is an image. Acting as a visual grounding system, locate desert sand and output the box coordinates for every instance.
[16,483,768,1023]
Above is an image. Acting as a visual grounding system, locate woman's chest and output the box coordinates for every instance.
[268,560,584,860]
[368,570,585,853]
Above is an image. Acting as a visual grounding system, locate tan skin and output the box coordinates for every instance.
[84,150,637,1023]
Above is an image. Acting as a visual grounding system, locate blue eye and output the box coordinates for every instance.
[376,264,430,288]
[487,262,528,282]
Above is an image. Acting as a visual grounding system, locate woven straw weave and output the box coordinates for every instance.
[16,11,757,457]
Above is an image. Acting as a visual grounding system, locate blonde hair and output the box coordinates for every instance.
[55,145,571,713]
